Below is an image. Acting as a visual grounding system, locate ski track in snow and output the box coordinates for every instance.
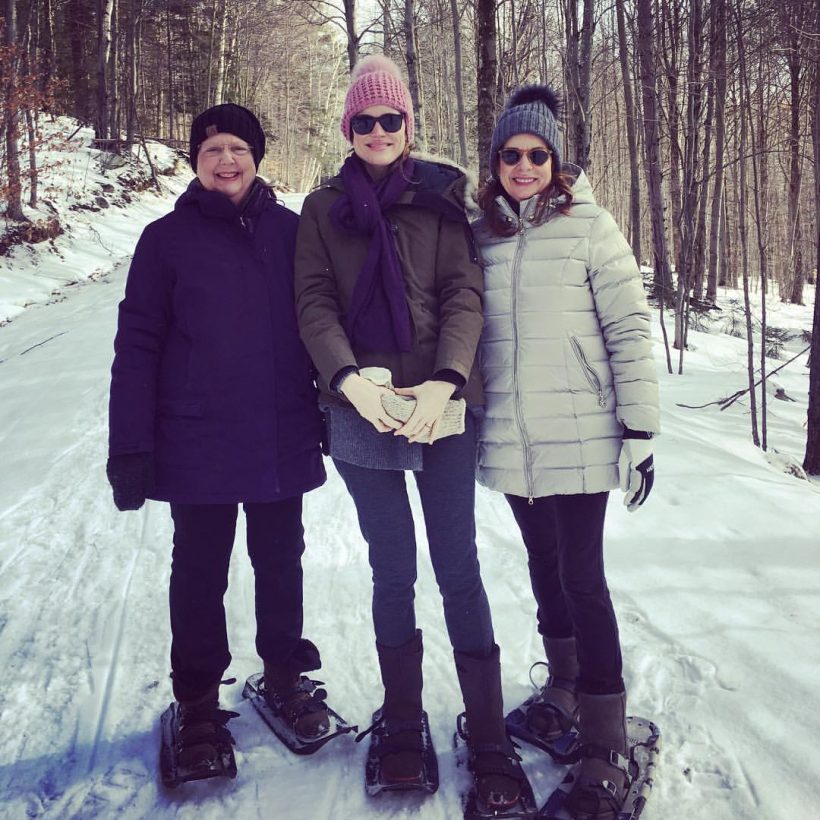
[2,221,820,819]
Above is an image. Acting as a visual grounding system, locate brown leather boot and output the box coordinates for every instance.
[375,630,426,784]
[454,644,531,813]
[565,691,631,820]
[527,636,579,740]
[263,664,330,740]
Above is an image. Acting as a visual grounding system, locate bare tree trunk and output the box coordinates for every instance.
[706,0,727,304]
[404,0,425,149]
[674,0,705,363]
[734,0,760,448]
[636,0,674,309]
[615,0,641,261]
[476,0,497,182]
[784,0,806,305]
[3,0,26,220]
[213,0,227,105]
[562,0,594,170]
[41,0,56,92]
[166,2,174,141]
[450,0,468,167]
[804,56,820,471]
[96,0,114,140]
[801,0,819,472]
[108,0,119,139]
[751,60,770,450]
[661,0,683,270]
[25,109,38,207]
[124,0,141,147]
[344,0,358,71]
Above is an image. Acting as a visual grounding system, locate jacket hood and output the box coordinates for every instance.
[491,162,597,226]
[563,163,596,205]
[325,153,476,222]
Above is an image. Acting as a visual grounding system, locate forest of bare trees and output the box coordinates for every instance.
[1,0,819,469]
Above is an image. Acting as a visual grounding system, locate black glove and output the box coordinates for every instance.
[106,452,155,511]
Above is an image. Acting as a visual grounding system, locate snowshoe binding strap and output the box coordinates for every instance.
[263,676,327,717]
[564,777,626,819]
[355,714,424,744]
[580,743,631,778]
[527,659,549,688]
[563,744,633,819]
[175,705,239,769]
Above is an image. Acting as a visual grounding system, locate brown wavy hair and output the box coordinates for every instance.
[477,170,575,237]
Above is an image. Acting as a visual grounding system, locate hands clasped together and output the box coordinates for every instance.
[340,374,455,444]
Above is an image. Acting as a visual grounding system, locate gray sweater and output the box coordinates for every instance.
[472,166,660,499]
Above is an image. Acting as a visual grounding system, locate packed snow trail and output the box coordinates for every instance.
[1,208,819,819]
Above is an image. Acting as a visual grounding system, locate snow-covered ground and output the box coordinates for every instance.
[1,127,819,819]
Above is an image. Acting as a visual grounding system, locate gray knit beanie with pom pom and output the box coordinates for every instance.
[489,85,562,176]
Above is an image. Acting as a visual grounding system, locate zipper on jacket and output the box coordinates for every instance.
[570,336,606,407]
[511,220,535,501]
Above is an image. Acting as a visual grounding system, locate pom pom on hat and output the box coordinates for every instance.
[505,84,562,118]
[340,54,415,144]
[490,83,563,175]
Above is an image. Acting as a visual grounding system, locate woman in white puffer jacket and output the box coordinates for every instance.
[473,85,660,820]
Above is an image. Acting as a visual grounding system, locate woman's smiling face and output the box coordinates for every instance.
[196,132,256,206]
[497,134,553,202]
[351,105,407,170]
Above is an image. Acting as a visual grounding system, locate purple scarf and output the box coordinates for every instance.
[329,155,414,353]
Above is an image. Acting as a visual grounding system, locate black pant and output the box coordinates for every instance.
[505,492,624,695]
[168,496,315,701]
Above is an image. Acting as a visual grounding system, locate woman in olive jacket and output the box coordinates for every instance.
[295,55,533,816]
[473,85,659,820]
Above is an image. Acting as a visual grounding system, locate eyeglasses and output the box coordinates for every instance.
[350,113,405,135]
[498,148,552,167]
[201,143,251,157]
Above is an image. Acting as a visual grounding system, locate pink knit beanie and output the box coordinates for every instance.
[340,55,415,144]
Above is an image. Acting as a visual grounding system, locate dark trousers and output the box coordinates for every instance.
[333,415,495,657]
[168,496,309,701]
[505,492,624,695]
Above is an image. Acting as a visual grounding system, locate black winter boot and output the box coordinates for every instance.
[374,630,426,784]
[263,662,330,740]
[564,691,630,820]
[527,636,579,741]
[176,682,237,772]
[455,645,534,815]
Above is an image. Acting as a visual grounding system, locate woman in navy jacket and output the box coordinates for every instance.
[107,104,329,781]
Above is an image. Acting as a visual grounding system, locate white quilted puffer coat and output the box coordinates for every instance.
[473,166,660,499]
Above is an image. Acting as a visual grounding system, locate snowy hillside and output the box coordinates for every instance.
[1,125,819,820]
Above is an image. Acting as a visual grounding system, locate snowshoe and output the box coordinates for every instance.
[357,707,439,796]
[159,700,239,788]
[506,662,581,763]
[537,717,660,819]
[454,713,539,819]
[242,671,356,755]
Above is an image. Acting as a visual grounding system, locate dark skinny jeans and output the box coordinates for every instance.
[505,492,624,695]
[333,413,495,656]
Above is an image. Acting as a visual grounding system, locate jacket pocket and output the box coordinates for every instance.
[569,336,606,408]
[158,399,205,418]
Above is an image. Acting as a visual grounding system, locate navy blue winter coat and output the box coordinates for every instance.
[109,180,326,503]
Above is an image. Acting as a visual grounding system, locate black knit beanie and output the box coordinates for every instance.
[189,103,266,171]
[489,85,563,176]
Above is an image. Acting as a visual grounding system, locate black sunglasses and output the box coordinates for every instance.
[498,148,552,167]
[350,113,405,135]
